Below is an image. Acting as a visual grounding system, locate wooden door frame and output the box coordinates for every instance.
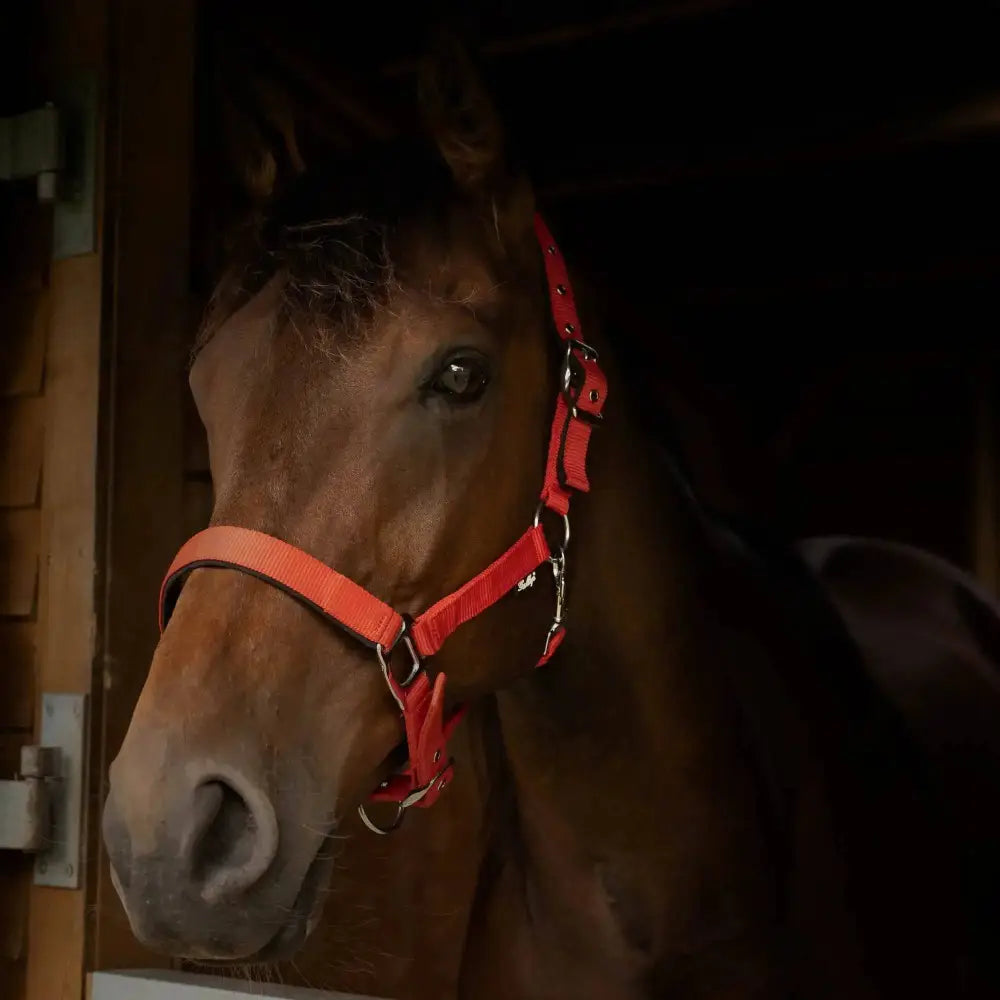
[86,0,196,987]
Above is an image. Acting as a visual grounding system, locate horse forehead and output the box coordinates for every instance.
[400,222,504,309]
[438,268,502,313]
[191,274,284,400]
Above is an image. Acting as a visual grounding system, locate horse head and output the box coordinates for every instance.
[101,38,578,962]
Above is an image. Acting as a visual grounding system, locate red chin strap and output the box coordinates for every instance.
[158,214,607,833]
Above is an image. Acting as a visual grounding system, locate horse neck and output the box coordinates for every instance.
[489,337,796,965]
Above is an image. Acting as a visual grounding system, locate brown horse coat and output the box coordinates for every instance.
[101,35,1000,1000]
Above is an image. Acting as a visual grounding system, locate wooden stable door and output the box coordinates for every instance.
[0,2,196,997]
[0,4,106,999]
[0,154,53,1000]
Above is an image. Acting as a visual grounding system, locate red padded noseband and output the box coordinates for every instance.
[159,213,607,832]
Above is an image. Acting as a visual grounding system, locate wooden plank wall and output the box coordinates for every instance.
[0,3,109,999]
[0,196,50,1000]
[21,0,109,992]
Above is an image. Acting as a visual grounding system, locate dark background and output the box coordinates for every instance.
[175,1,1000,570]
[186,0,1000,564]
[4,2,998,564]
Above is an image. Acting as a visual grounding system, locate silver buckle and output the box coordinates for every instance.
[560,340,603,423]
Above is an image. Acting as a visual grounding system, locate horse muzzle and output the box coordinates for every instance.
[102,750,327,961]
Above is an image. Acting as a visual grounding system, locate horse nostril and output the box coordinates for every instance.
[184,777,279,904]
[189,782,249,877]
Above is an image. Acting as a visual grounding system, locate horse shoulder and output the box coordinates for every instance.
[798,534,1000,991]
[797,535,1000,758]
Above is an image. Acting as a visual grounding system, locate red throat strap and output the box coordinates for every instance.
[158,213,607,826]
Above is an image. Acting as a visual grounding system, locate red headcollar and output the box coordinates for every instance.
[159,214,608,833]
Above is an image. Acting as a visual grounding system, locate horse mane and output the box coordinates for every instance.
[194,136,456,362]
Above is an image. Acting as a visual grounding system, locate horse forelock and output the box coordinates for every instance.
[193,138,458,364]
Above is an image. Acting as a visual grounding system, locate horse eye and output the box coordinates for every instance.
[431,357,490,403]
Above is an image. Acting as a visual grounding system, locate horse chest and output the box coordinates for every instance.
[459,853,657,1000]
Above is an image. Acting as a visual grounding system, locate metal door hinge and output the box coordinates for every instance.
[0,693,87,888]
[0,72,98,258]
[0,745,59,851]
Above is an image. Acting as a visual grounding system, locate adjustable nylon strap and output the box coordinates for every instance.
[160,523,552,661]
[410,524,550,656]
[533,215,608,517]
[159,526,404,649]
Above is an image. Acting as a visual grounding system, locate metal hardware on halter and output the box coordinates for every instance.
[375,628,423,712]
[560,340,597,398]
[361,623,446,835]
[534,501,571,552]
[561,340,604,423]
[357,766,450,835]
[534,502,570,658]
[542,547,567,658]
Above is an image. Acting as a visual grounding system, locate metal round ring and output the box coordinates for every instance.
[534,502,571,552]
[358,802,405,836]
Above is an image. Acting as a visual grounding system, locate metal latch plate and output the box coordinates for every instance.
[33,693,86,888]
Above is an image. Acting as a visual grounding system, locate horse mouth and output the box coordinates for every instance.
[188,839,336,966]
[259,842,334,960]
[248,757,403,962]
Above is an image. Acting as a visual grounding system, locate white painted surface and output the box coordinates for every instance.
[89,969,386,1000]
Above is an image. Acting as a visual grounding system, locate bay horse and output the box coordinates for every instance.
[102,39,1000,999]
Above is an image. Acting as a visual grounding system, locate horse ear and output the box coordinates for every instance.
[221,77,306,206]
[417,30,535,247]
[417,30,507,193]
